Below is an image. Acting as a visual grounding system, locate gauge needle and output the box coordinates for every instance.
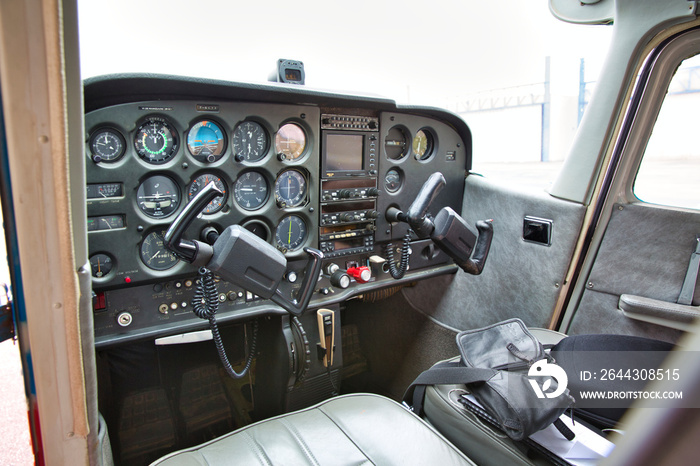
[96,257,102,274]
[151,251,161,261]
[101,219,112,229]
[288,219,292,243]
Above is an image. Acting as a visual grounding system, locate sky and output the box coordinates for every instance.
[77,0,613,107]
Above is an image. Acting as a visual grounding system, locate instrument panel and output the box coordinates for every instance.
[84,76,471,347]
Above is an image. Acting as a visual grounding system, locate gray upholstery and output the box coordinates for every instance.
[152,393,474,465]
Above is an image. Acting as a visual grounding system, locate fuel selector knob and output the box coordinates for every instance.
[347,266,371,284]
[330,270,351,289]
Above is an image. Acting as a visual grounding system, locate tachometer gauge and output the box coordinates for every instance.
[275,215,307,252]
[275,123,306,161]
[134,117,179,164]
[140,230,179,271]
[188,173,227,214]
[89,128,126,163]
[274,169,307,208]
[90,253,114,278]
[234,171,269,211]
[385,125,409,160]
[384,168,403,193]
[232,121,268,162]
[187,120,226,163]
[413,128,434,160]
[136,175,180,218]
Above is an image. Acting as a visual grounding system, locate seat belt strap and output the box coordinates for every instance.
[678,236,700,305]
[402,361,497,416]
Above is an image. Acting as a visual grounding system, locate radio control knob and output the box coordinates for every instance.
[368,210,379,219]
[339,189,352,199]
[367,187,379,197]
[330,270,351,289]
[340,213,353,222]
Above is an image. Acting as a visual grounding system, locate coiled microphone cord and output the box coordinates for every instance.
[386,231,412,279]
[192,267,257,379]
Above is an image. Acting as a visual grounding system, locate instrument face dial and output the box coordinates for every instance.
[232,121,268,162]
[384,168,403,193]
[274,169,307,208]
[188,173,227,214]
[187,120,226,163]
[413,128,434,160]
[140,230,179,271]
[385,126,409,160]
[275,215,307,252]
[275,123,306,161]
[134,117,179,164]
[234,171,269,211]
[89,128,126,162]
[136,175,181,218]
[90,253,114,278]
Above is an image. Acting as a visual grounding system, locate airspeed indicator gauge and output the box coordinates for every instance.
[134,117,179,164]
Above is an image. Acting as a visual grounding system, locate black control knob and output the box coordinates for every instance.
[368,121,378,130]
[367,187,379,197]
[330,270,351,289]
[368,210,379,219]
[340,213,354,222]
[234,153,245,163]
[339,189,352,199]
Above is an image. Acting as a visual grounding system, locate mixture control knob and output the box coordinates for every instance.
[330,270,351,289]
[347,266,371,284]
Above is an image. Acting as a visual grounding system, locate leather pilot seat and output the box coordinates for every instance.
[152,393,474,465]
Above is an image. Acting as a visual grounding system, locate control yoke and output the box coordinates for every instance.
[386,172,493,275]
[164,182,323,316]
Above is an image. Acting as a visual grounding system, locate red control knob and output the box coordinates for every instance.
[347,266,371,284]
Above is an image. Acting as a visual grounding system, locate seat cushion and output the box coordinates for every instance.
[152,393,474,465]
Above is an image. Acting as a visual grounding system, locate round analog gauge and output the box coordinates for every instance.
[188,173,227,214]
[232,121,269,162]
[187,120,226,163]
[90,253,114,278]
[89,128,126,163]
[134,117,179,164]
[234,171,269,211]
[413,129,434,160]
[140,230,179,271]
[384,168,403,193]
[274,169,307,208]
[275,215,307,252]
[136,175,181,218]
[275,123,306,161]
[242,219,271,242]
[385,126,409,160]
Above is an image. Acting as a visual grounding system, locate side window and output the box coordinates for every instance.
[634,55,700,210]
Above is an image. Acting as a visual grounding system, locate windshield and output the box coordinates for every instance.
[78,0,612,189]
